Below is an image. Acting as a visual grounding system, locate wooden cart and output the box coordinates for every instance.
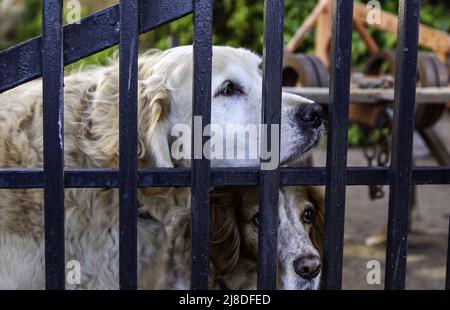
[282,1,450,244]
[283,0,450,167]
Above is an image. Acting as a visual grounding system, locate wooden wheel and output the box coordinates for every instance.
[365,50,448,129]
[283,53,329,87]
[415,53,448,129]
[365,50,396,76]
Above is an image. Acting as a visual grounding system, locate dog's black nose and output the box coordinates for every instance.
[296,103,323,129]
[293,255,321,280]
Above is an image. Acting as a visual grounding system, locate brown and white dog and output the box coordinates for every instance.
[0,46,323,289]
[209,186,324,290]
[136,186,325,290]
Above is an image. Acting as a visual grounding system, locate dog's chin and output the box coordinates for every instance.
[280,277,321,290]
[297,277,321,290]
[280,126,323,166]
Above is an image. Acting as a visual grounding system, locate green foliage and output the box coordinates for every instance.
[13,0,42,45]
[348,123,391,147]
[65,47,118,75]
[5,0,450,69]
[348,123,366,147]
[14,0,91,45]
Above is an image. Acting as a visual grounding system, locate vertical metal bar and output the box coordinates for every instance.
[190,0,213,290]
[119,0,139,290]
[446,215,450,290]
[257,0,284,290]
[385,0,421,291]
[323,0,353,290]
[42,0,65,290]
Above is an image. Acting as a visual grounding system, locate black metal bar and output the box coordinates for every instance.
[411,167,450,185]
[385,0,421,291]
[446,215,450,290]
[0,169,44,188]
[42,0,65,290]
[322,0,354,290]
[0,0,224,93]
[118,0,139,290]
[190,0,213,290]
[1,167,449,189]
[257,0,284,290]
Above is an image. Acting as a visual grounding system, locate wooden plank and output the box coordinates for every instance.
[314,0,333,67]
[354,2,450,56]
[285,0,329,53]
[353,19,380,54]
[283,87,450,104]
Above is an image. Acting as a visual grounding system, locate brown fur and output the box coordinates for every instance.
[209,186,325,289]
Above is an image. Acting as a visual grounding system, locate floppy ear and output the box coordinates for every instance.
[209,188,241,279]
[138,78,174,169]
[137,78,175,197]
[308,186,325,258]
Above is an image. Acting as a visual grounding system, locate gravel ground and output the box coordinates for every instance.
[311,113,450,290]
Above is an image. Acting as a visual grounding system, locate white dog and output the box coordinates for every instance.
[0,46,323,289]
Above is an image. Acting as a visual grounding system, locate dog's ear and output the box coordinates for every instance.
[137,78,175,197]
[138,78,173,169]
[308,186,325,258]
[209,188,241,279]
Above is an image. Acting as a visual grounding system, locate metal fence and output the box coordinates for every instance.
[0,0,449,290]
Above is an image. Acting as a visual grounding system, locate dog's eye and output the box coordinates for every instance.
[301,207,315,224]
[252,212,260,226]
[216,80,243,97]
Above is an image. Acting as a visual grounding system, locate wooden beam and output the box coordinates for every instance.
[353,2,450,57]
[283,87,450,104]
[285,0,329,53]
[353,19,380,54]
[314,0,332,67]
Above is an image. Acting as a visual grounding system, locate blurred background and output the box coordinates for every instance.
[0,0,449,289]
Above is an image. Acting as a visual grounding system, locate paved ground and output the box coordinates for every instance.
[311,113,450,290]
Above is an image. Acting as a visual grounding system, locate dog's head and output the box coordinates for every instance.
[209,186,325,290]
[137,46,324,169]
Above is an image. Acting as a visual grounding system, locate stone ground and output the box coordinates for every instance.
[310,112,450,290]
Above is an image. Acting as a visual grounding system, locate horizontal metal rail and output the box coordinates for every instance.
[0,167,448,189]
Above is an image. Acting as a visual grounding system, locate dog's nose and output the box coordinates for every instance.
[293,255,321,280]
[296,103,323,129]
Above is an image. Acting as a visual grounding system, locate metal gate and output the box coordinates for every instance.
[0,0,449,290]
